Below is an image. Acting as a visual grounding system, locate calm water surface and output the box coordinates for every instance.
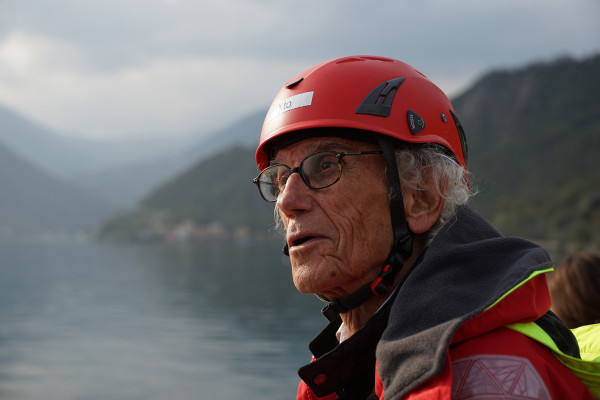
[0,240,324,400]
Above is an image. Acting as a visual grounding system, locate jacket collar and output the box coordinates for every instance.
[377,206,554,399]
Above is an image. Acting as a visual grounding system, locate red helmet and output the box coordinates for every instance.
[255,55,467,170]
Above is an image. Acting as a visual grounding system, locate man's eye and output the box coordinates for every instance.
[319,159,337,171]
[274,171,290,186]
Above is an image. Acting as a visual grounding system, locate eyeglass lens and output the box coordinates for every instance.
[257,152,341,202]
[254,150,382,202]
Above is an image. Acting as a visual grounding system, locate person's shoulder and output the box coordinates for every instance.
[451,326,553,361]
[450,327,593,399]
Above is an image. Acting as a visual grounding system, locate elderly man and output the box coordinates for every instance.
[252,56,592,399]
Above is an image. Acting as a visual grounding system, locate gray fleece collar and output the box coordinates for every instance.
[377,206,553,399]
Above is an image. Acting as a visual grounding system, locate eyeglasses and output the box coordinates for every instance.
[253,150,383,202]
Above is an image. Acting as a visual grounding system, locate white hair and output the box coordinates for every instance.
[393,144,474,243]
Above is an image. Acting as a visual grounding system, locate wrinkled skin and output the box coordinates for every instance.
[274,137,394,300]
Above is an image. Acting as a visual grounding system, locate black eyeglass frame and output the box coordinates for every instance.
[253,150,383,203]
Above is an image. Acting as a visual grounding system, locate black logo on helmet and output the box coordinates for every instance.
[407,109,425,135]
[356,77,405,117]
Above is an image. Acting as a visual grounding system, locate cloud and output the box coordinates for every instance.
[0,32,305,138]
[0,0,598,140]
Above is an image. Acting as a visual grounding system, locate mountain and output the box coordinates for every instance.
[97,145,275,243]
[98,53,600,254]
[0,101,266,208]
[0,140,115,238]
[0,104,199,180]
[71,110,266,206]
[454,53,600,250]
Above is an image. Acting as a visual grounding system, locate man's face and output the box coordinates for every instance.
[273,136,393,300]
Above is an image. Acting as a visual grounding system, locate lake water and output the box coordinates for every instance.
[0,240,325,400]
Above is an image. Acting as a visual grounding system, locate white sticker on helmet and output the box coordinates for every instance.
[266,91,314,123]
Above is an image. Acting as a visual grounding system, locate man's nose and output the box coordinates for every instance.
[276,172,311,215]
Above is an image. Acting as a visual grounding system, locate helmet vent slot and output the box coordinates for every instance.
[356,77,405,117]
[286,78,304,89]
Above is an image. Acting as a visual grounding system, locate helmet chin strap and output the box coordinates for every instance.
[282,136,414,322]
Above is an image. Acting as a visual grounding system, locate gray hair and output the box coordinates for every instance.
[273,143,474,243]
[393,144,473,244]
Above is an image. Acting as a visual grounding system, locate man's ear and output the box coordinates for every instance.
[403,175,445,235]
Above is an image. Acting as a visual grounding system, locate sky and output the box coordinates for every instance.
[0,0,598,142]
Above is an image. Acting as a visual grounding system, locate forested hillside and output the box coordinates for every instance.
[98,145,275,243]
[456,54,600,252]
[98,54,600,254]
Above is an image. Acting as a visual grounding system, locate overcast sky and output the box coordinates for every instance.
[0,0,598,141]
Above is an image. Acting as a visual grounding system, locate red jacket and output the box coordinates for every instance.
[375,275,592,399]
[296,207,592,399]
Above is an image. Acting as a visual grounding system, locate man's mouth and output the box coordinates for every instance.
[290,236,316,247]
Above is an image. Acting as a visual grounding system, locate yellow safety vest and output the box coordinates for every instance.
[507,322,600,399]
